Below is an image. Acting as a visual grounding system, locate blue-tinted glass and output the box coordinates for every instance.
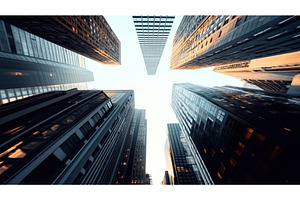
[11,26,23,54]
[19,30,29,56]
[25,32,34,56]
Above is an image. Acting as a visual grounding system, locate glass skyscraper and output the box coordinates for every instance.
[133,16,175,75]
[0,89,145,184]
[171,83,300,184]
[113,109,148,184]
[170,16,300,70]
[0,16,121,65]
[0,19,94,105]
[164,123,201,184]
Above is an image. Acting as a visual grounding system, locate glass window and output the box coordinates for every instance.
[19,30,29,56]
[0,90,7,98]
[80,122,92,137]
[11,26,23,54]
[60,133,81,157]
[30,34,39,57]
[25,32,34,56]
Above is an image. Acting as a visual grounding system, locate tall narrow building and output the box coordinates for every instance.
[0,16,121,65]
[0,89,138,184]
[113,109,148,184]
[170,15,300,70]
[165,123,201,184]
[171,83,300,184]
[0,19,94,105]
[133,16,175,75]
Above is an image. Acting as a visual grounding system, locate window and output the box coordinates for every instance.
[60,134,81,157]
[216,110,225,122]
[214,123,220,133]
[92,113,101,124]
[235,142,245,156]
[80,122,93,137]
[244,128,253,140]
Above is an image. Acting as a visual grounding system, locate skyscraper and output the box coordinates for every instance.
[170,15,300,70]
[113,109,148,184]
[0,19,94,105]
[171,83,300,184]
[133,16,175,75]
[213,51,300,96]
[164,123,201,184]
[0,16,121,65]
[0,88,139,184]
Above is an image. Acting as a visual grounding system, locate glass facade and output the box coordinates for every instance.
[165,123,201,184]
[133,16,175,75]
[0,20,94,105]
[0,89,138,184]
[0,16,121,65]
[172,83,300,184]
[114,109,148,184]
[170,16,300,70]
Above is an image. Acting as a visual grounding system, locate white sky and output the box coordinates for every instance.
[86,15,244,185]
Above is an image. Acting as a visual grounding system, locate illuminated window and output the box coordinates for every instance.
[269,146,282,160]
[244,128,253,140]
[203,148,207,154]
[236,142,245,156]
[217,172,222,179]
[230,158,237,167]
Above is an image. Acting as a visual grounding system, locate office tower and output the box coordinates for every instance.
[170,15,300,70]
[213,51,300,96]
[0,19,94,105]
[0,89,137,184]
[171,83,300,184]
[133,16,175,75]
[165,123,201,184]
[161,171,171,185]
[113,109,148,184]
[0,16,121,65]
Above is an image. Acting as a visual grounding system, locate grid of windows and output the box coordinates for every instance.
[133,16,175,75]
[172,83,300,184]
[170,15,300,70]
[0,16,120,65]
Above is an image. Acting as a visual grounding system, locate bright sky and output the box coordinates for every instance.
[86,15,244,185]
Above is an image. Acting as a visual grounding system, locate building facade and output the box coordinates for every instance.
[165,123,201,184]
[161,171,171,185]
[133,16,175,75]
[0,19,94,105]
[171,83,300,184]
[0,16,121,65]
[0,89,138,184]
[170,15,300,70]
[113,109,148,184]
[213,51,300,96]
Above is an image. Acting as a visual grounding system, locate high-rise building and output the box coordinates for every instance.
[0,88,139,184]
[171,83,300,184]
[0,16,121,65]
[133,16,175,75]
[0,19,94,105]
[170,15,300,70]
[113,109,148,184]
[165,123,201,184]
[161,171,171,185]
[213,51,300,96]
